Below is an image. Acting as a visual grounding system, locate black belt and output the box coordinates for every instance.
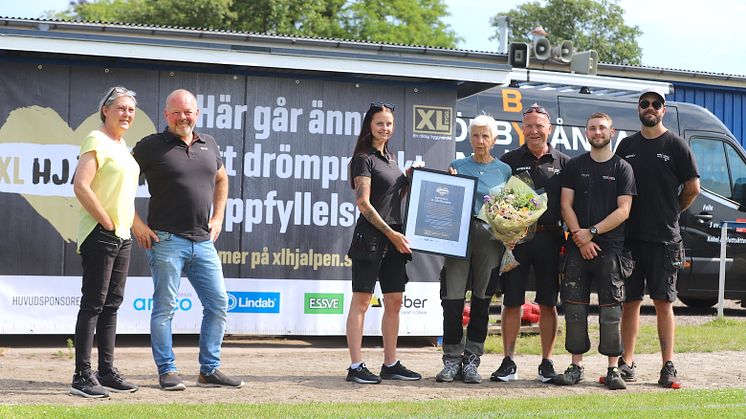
[535,223,562,233]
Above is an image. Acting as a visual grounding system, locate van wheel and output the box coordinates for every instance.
[678,296,717,309]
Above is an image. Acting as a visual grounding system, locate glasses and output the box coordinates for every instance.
[639,99,663,110]
[370,102,395,111]
[523,106,550,118]
[103,86,136,104]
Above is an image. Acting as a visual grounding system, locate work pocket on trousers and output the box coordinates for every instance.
[347,222,385,262]
[664,241,685,271]
[617,248,635,279]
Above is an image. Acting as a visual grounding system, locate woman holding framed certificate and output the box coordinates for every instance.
[344,102,421,385]
[436,115,512,384]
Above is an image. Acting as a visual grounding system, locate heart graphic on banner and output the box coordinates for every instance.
[0,106,156,243]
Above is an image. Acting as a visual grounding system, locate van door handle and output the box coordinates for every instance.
[694,213,713,221]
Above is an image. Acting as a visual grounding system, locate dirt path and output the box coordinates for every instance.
[2,339,745,405]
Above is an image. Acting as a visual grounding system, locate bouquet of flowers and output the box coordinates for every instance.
[477,175,548,274]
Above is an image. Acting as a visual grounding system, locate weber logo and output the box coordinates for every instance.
[413,105,453,136]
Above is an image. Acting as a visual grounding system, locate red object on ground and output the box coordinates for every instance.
[521,302,540,324]
[462,304,471,326]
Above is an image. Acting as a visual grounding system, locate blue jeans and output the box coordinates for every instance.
[146,231,228,375]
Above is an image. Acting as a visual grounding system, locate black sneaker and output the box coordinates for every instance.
[197,369,244,388]
[658,361,682,389]
[70,371,110,398]
[490,357,518,382]
[97,367,139,393]
[551,364,584,386]
[604,367,627,390]
[346,363,381,384]
[380,361,422,381]
[159,371,186,391]
[618,356,637,382]
[538,358,557,383]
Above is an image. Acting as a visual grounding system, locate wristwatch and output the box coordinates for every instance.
[589,226,598,237]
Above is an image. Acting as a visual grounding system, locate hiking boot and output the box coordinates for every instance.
[97,367,139,393]
[70,370,110,398]
[159,371,186,391]
[551,364,584,386]
[462,354,481,384]
[197,369,244,388]
[538,358,557,383]
[435,359,462,383]
[658,361,681,389]
[604,367,627,390]
[490,357,518,382]
[346,363,381,384]
[618,356,637,382]
[380,361,422,381]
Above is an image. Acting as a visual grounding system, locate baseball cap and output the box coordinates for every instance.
[639,88,666,104]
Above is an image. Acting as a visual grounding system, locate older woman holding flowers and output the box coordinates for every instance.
[436,115,512,384]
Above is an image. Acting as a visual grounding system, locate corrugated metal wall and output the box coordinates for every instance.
[672,82,746,147]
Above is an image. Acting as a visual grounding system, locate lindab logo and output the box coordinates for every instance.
[304,293,344,314]
[227,292,280,313]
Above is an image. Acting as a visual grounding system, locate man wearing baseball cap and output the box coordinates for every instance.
[615,89,700,388]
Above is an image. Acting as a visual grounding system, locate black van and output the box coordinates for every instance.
[456,87,746,308]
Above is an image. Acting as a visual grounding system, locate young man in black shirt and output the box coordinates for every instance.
[553,112,636,390]
[615,89,700,388]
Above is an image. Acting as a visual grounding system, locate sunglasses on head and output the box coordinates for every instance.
[639,99,663,110]
[370,102,395,111]
[523,106,550,118]
[104,86,136,104]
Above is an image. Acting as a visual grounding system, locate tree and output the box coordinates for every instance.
[491,0,642,65]
[54,0,458,48]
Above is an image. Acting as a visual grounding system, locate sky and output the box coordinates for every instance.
[2,0,744,76]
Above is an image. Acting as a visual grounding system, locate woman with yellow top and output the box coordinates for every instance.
[70,87,140,398]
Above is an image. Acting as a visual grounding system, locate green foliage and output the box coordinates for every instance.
[52,0,458,48]
[492,0,642,65]
[1,389,745,417]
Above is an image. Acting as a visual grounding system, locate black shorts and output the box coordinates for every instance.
[349,224,409,294]
[624,239,683,302]
[501,229,563,307]
[560,245,624,306]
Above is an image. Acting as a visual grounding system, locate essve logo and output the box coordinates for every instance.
[304,293,344,314]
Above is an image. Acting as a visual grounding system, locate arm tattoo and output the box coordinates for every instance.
[355,176,393,235]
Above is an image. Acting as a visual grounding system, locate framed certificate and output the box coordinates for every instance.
[404,167,477,259]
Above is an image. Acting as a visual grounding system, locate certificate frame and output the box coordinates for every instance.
[404,167,477,259]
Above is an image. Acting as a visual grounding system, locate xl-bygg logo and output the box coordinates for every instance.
[304,293,344,314]
[227,292,280,313]
[413,105,453,135]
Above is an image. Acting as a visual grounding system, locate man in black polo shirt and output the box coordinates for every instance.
[490,104,569,384]
[132,89,243,391]
[615,89,700,388]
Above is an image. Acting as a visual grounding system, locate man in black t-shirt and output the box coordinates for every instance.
[615,89,700,389]
[491,104,570,384]
[553,112,636,390]
[132,89,243,391]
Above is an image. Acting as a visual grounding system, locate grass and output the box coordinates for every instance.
[1,389,745,417]
[484,317,746,355]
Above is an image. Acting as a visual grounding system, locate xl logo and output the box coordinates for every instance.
[227,292,280,313]
[413,105,453,135]
[304,293,344,314]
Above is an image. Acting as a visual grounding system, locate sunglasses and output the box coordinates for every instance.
[523,106,550,118]
[370,102,395,111]
[639,99,663,110]
[103,86,136,104]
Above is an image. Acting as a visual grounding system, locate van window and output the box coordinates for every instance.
[726,143,746,203]
[691,137,746,201]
